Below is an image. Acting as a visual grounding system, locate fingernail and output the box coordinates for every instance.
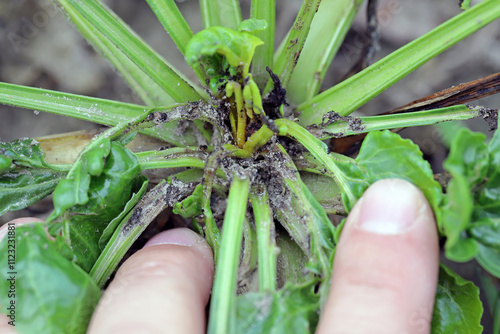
[357,179,423,235]
[144,228,204,248]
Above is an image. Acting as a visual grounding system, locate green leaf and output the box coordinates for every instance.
[0,154,12,174]
[296,0,500,124]
[237,19,268,33]
[0,224,101,334]
[469,219,500,249]
[431,264,483,333]
[236,282,320,334]
[0,138,68,172]
[440,173,477,262]
[476,242,500,278]
[51,164,92,217]
[90,173,198,287]
[470,219,500,278]
[438,127,500,271]
[476,129,500,218]
[63,142,142,272]
[98,175,149,249]
[173,183,204,218]
[299,171,343,214]
[145,0,192,55]
[0,168,66,215]
[186,26,264,77]
[461,0,472,10]
[49,109,151,222]
[342,130,443,213]
[82,137,111,177]
[275,234,310,286]
[443,128,488,185]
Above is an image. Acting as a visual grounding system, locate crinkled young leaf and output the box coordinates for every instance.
[66,142,141,272]
[0,138,55,170]
[237,18,268,33]
[185,26,263,75]
[173,183,204,218]
[469,219,500,249]
[431,264,483,333]
[49,142,142,272]
[51,163,91,217]
[0,168,66,215]
[443,128,488,187]
[0,224,100,334]
[82,137,111,177]
[439,128,500,274]
[476,129,500,218]
[471,219,500,277]
[476,242,500,278]
[0,154,12,174]
[461,0,472,10]
[236,282,320,334]
[440,173,478,262]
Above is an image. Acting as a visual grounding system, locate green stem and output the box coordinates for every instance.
[61,0,173,106]
[243,124,274,153]
[200,0,242,30]
[275,118,356,205]
[250,0,276,89]
[318,105,484,140]
[136,146,211,160]
[58,0,203,103]
[287,0,364,105]
[139,157,206,171]
[297,0,500,124]
[208,174,250,334]
[0,82,199,146]
[145,0,192,55]
[250,184,277,292]
[202,151,228,260]
[145,0,206,83]
[266,0,322,94]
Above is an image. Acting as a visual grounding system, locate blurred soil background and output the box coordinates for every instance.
[0,0,499,329]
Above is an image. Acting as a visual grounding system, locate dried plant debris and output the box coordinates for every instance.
[474,106,498,131]
[263,67,288,119]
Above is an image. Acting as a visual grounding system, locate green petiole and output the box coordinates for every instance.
[250,184,278,292]
[208,174,250,334]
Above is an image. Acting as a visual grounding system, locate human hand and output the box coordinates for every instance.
[0,222,214,334]
[0,178,438,333]
[316,179,439,333]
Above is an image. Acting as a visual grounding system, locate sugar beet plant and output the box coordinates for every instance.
[1,0,500,333]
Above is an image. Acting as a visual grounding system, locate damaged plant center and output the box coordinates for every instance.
[1,1,500,333]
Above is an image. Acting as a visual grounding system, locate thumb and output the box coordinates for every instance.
[88,228,214,333]
[317,179,439,334]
